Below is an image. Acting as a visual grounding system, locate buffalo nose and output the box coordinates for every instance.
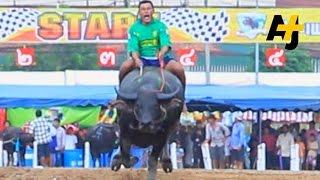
[138,122,144,130]
[138,122,152,130]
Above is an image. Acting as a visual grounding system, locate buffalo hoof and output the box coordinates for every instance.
[161,159,173,173]
[111,155,137,170]
[122,156,137,168]
[111,155,121,171]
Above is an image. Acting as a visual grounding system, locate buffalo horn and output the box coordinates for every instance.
[114,87,137,100]
[157,87,180,100]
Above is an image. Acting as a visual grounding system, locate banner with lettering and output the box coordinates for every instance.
[0,8,319,43]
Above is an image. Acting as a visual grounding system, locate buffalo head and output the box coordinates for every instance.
[115,87,180,133]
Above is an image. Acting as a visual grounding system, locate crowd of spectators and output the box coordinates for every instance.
[1,108,320,171]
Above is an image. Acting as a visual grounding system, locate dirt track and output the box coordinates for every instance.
[1,168,320,180]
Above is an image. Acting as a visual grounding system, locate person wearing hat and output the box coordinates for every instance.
[230,112,246,169]
[203,112,230,169]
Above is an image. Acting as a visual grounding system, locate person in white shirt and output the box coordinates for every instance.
[65,127,78,150]
[203,113,230,169]
[276,125,294,170]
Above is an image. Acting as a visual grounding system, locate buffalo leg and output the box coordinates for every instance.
[148,145,162,180]
[161,142,173,173]
[111,138,132,171]
[161,124,178,173]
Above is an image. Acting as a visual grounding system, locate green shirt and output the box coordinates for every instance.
[128,18,172,58]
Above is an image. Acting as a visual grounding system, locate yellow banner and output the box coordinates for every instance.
[0,8,318,43]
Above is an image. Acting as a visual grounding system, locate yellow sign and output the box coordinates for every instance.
[0,8,319,43]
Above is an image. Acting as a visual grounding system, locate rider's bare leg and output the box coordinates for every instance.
[119,60,135,83]
[164,60,186,89]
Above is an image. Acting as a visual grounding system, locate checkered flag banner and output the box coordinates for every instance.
[161,8,229,43]
[0,8,39,39]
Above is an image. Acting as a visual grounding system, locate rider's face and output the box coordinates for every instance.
[139,3,154,24]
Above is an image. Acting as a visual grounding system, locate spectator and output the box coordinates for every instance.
[2,121,15,166]
[99,105,117,124]
[305,121,318,141]
[300,129,308,144]
[204,113,230,169]
[290,123,299,139]
[48,118,57,167]
[76,128,87,149]
[53,119,66,167]
[230,114,246,169]
[191,122,205,168]
[224,128,232,169]
[262,119,278,136]
[248,127,259,169]
[296,135,306,170]
[49,130,57,167]
[28,110,52,167]
[168,124,187,168]
[65,127,78,150]
[276,124,294,170]
[180,126,193,168]
[262,127,277,169]
[316,131,320,170]
[306,133,318,170]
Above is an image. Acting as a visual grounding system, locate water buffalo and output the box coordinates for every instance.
[111,67,184,179]
[0,127,34,166]
[86,123,118,166]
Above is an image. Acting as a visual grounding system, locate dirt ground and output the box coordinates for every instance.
[1,168,320,180]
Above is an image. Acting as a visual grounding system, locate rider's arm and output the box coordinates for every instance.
[128,28,139,56]
[128,27,142,66]
[158,46,169,59]
[158,23,172,57]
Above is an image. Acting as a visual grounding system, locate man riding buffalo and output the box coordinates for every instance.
[118,0,186,88]
[111,1,186,179]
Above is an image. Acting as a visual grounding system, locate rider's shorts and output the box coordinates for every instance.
[140,52,176,67]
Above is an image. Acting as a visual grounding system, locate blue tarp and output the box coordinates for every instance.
[0,85,320,110]
[186,85,320,111]
[0,85,115,108]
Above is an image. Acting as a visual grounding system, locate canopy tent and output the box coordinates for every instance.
[0,85,320,110]
[186,85,320,111]
[0,85,114,108]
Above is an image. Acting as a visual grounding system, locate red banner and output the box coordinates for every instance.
[176,48,197,66]
[15,47,36,67]
[97,47,116,67]
[265,48,286,67]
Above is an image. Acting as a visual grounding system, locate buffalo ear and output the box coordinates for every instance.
[109,100,129,111]
[169,98,183,109]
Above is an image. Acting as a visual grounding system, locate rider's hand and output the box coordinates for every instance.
[134,58,143,68]
[158,52,164,68]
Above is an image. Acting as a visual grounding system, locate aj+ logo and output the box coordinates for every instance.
[266,15,304,50]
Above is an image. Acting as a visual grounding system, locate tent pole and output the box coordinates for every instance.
[255,43,260,85]
[205,43,211,85]
[258,110,262,143]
